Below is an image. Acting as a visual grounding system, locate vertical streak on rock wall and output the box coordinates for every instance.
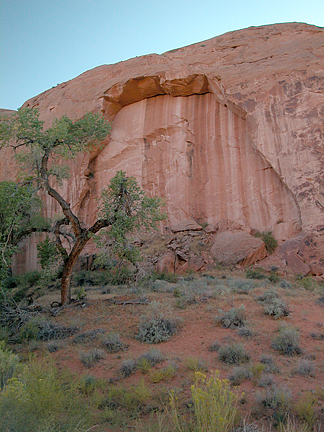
[95,92,301,238]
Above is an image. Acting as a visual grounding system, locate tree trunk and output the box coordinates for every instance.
[60,236,89,305]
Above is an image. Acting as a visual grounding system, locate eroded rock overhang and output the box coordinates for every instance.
[101,73,246,121]
[95,72,302,242]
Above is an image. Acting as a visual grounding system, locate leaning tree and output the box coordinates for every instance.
[0,108,164,304]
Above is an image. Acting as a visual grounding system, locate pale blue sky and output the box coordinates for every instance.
[1,0,323,110]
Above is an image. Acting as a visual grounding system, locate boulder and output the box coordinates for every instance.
[298,233,324,275]
[156,251,176,273]
[171,219,202,233]
[210,231,267,266]
[286,253,310,276]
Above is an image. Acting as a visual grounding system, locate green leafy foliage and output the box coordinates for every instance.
[0,357,91,431]
[254,231,278,254]
[0,108,110,183]
[37,236,60,269]
[96,171,165,266]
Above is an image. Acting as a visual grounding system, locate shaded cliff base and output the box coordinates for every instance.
[73,217,323,280]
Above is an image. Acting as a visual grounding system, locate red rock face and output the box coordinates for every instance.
[2,23,324,274]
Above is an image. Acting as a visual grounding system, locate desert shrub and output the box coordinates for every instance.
[280,280,292,289]
[295,359,315,377]
[263,297,290,319]
[229,366,253,385]
[19,318,39,341]
[260,354,279,374]
[185,356,208,373]
[218,342,251,365]
[215,305,247,328]
[72,328,105,344]
[254,231,277,254]
[250,362,266,380]
[271,326,302,356]
[0,341,20,389]
[79,348,105,368]
[208,340,221,352]
[229,278,256,293]
[256,289,279,303]
[0,358,91,431]
[299,276,315,291]
[101,332,128,353]
[278,416,310,432]
[137,358,151,374]
[148,271,179,284]
[246,268,266,280]
[237,327,253,338]
[169,371,240,432]
[78,375,98,395]
[234,423,265,432]
[19,317,79,342]
[119,358,137,378]
[73,270,98,286]
[137,348,164,367]
[294,392,318,428]
[149,365,176,383]
[136,301,179,344]
[257,374,276,388]
[74,286,87,300]
[310,332,324,340]
[256,384,292,423]
[46,340,64,353]
[98,382,151,422]
[268,272,280,283]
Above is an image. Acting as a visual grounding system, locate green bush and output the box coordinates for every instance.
[246,268,266,280]
[254,231,278,254]
[271,326,302,356]
[0,358,91,431]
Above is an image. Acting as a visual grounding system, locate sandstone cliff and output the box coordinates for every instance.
[2,23,324,275]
